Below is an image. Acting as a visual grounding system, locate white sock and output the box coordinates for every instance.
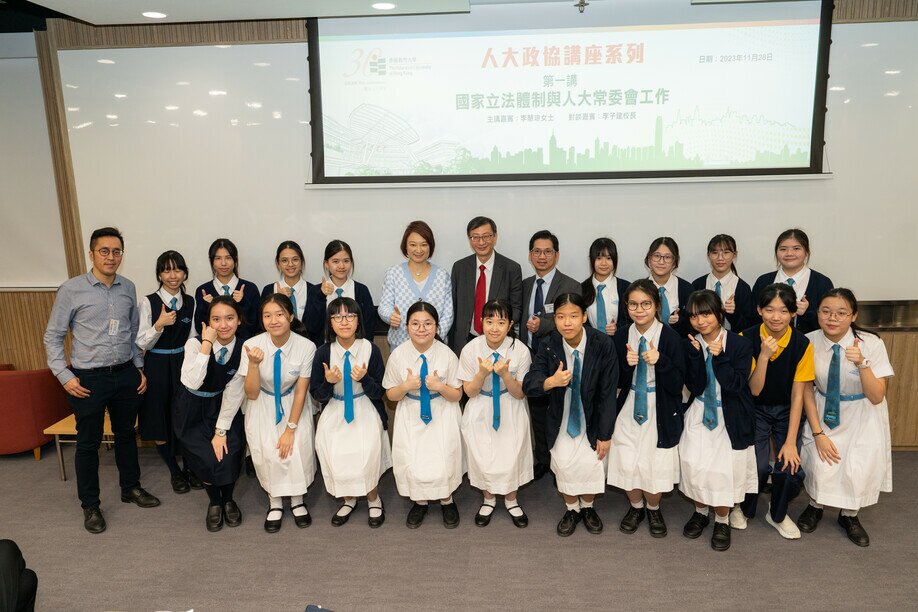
[505,497,524,518]
[479,496,496,516]
[579,497,594,509]
[630,500,645,509]
[336,497,357,517]
[695,505,708,515]
[441,496,453,505]
[646,503,660,511]
[565,500,580,512]
[368,496,383,517]
[714,514,729,525]
[290,495,308,516]
[810,501,824,510]
[841,509,858,517]
[267,496,283,521]
[415,500,428,506]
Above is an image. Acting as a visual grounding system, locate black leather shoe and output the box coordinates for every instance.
[406,503,428,529]
[647,508,667,538]
[506,504,528,529]
[797,504,824,533]
[83,507,106,534]
[557,510,580,537]
[291,504,312,528]
[264,508,283,533]
[185,469,204,490]
[475,502,496,527]
[442,502,460,529]
[683,512,710,539]
[121,487,161,508]
[711,522,731,551]
[368,501,385,528]
[223,500,242,527]
[331,501,356,527]
[838,513,869,547]
[206,504,224,532]
[245,456,256,477]
[533,463,548,480]
[171,471,190,494]
[620,507,646,534]
[581,507,603,534]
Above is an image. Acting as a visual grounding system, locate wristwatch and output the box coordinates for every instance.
[857,359,871,370]
[215,428,227,437]
[286,421,298,430]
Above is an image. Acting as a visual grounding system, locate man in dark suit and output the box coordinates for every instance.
[448,216,523,355]
[520,230,582,479]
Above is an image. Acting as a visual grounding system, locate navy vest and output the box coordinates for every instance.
[743,325,810,406]
[199,338,243,393]
[148,292,194,350]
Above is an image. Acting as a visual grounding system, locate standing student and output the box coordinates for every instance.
[752,228,833,334]
[137,250,199,493]
[459,299,533,528]
[194,238,261,340]
[691,234,754,332]
[734,283,815,540]
[520,230,581,481]
[645,237,694,336]
[383,302,464,529]
[260,240,314,331]
[581,237,630,336]
[607,279,686,538]
[448,216,523,356]
[310,297,391,528]
[680,290,757,552]
[378,221,454,350]
[797,289,894,547]
[219,294,317,533]
[304,240,378,346]
[174,297,246,532]
[523,293,618,536]
[44,227,160,534]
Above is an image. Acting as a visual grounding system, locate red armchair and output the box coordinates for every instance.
[0,369,72,458]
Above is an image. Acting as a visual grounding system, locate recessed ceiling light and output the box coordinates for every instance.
[230,119,239,126]
[108,123,119,127]
[176,81,190,86]
[65,83,79,89]
[253,62,271,67]
[193,109,208,116]
[106,114,118,119]
[372,2,397,9]
[73,122,92,129]
[828,86,845,91]
[246,122,261,127]
[272,111,282,119]
[208,90,227,96]
[246,101,262,109]
[285,77,300,82]
[164,105,179,110]
[67,107,79,112]
[168,123,179,127]
[97,59,115,64]
[884,91,900,97]
[860,42,879,47]
[141,11,167,19]
[146,120,157,124]
[114,93,127,99]
[884,70,901,75]
[843,99,851,104]
[214,45,231,49]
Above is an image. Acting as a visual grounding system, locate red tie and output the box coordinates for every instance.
[474,264,486,334]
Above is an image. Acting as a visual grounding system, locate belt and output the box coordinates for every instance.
[72,360,133,374]
[630,384,656,393]
[333,392,367,401]
[261,386,295,398]
[186,387,222,398]
[148,347,185,355]
[817,389,866,402]
[479,388,508,398]
[406,392,441,401]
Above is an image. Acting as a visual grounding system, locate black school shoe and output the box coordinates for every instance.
[206,505,224,532]
[683,512,710,539]
[368,501,385,528]
[223,500,242,527]
[797,505,824,533]
[185,469,204,490]
[838,513,870,547]
[264,508,283,533]
[83,507,106,534]
[171,471,190,494]
[506,503,528,529]
[121,487,161,508]
[291,504,312,528]
[475,502,496,527]
[557,510,580,537]
[647,508,667,538]
[442,502,460,529]
[620,507,646,534]
[331,501,356,527]
[406,503,428,529]
[580,507,603,534]
[711,522,731,551]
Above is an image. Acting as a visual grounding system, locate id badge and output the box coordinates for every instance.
[108,319,120,335]
[544,304,554,314]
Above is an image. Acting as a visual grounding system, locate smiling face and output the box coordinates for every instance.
[529,238,558,275]
[405,232,430,264]
[758,297,793,335]
[407,310,437,349]
[593,251,615,280]
[708,245,736,276]
[482,312,510,348]
[776,238,808,274]
[648,245,675,280]
[89,236,123,279]
[159,262,186,294]
[212,247,235,281]
[209,303,240,342]
[554,302,586,345]
[330,306,358,342]
[326,249,352,284]
[276,248,302,281]
[262,300,293,339]
[689,310,720,338]
[817,295,856,341]
[626,289,658,328]
[468,224,496,260]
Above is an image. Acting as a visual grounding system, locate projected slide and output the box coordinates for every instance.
[314,3,824,179]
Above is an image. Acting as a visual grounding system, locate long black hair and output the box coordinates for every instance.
[260,293,308,338]
[155,250,189,294]
[208,238,239,277]
[581,237,618,307]
[706,234,738,275]
[818,287,875,340]
[325,297,365,344]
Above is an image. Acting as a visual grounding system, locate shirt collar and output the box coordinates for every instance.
[213,276,239,292]
[697,328,727,352]
[563,330,587,360]
[158,287,181,305]
[87,270,122,286]
[333,338,360,357]
[777,266,809,283]
[536,267,557,286]
[593,274,615,289]
[476,252,496,271]
[213,337,237,358]
[819,328,854,351]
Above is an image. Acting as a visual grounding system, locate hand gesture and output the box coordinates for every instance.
[845,338,864,366]
[245,345,264,365]
[63,377,91,398]
[595,439,611,461]
[154,304,177,331]
[668,308,680,326]
[642,340,660,366]
[389,305,401,328]
[708,333,724,357]
[723,293,736,314]
[546,361,571,389]
[815,433,841,465]
[404,368,422,392]
[277,428,295,459]
[276,283,291,298]
[201,288,213,304]
[626,343,640,366]
[760,334,779,360]
[321,276,335,296]
[425,369,442,393]
[796,295,809,316]
[687,334,701,352]
[604,320,617,336]
[777,441,801,475]
[526,315,541,334]
[212,435,227,462]
[476,356,494,378]
[350,362,368,382]
[201,322,218,345]
[493,357,511,378]
[232,284,245,303]
[323,362,343,384]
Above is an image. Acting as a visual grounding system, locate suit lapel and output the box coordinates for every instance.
[489,254,504,296]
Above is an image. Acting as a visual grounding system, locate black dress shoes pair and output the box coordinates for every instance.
[557,509,580,537]
[208,501,243,531]
[619,506,646,534]
[683,512,730,550]
[83,507,106,534]
[121,487,161,508]
[442,502,460,528]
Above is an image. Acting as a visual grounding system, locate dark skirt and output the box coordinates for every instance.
[138,350,183,444]
[173,387,244,486]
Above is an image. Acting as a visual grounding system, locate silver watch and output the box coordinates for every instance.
[286,421,298,430]
[215,428,227,437]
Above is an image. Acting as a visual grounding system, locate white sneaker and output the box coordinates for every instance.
[729,506,748,530]
[766,512,802,539]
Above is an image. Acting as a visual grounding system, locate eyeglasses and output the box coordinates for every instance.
[817,308,852,320]
[708,250,734,259]
[469,233,494,243]
[627,300,654,311]
[94,248,124,258]
[408,321,436,330]
[530,248,555,257]
[650,253,674,263]
[278,257,301,265]
[330,313,358,323]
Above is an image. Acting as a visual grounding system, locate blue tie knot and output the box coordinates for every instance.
[336,288,344,297]
[222,285,230,295]
[169,296,178,310]
[217,347,227,365]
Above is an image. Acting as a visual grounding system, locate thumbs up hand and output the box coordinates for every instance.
[154,303,177,331]
[687,334,701,352]
[546,360,571,390]
[200,322,218,345]
[201,288,213,304]
[232,284,245,303]
[389,305,402,328]
[404,368,422,392]
[642,340,660,366]
[796,295,809,316]
[724,293,736,314]
[321,276,335,296]
[244,344,264,366]
[845,337,865,366]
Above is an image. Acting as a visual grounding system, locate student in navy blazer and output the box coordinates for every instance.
[691,234,754,332]
[260,240,315,332]
[581,237,630,335]
[644,237,694,337]
[194,238,261,340]
[752,229,833,334]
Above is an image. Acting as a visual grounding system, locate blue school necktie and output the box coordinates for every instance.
[491,352,501,430]
[634,337,648,424]
[703,348,718,430]
[419,354,432,424]
[222,284,230,296]
[289,287,297,318]
[714,280,722,298]
[343,350,354,424]
[531,278,545,352]
[659,287,671,325]
[567,349,583,438]
[824,344,841,429]
[786,278,795,287]
[273,349,283,424]
[336,288,344,298]
[217,347,227,365]
[596,284,607,331]
[169,296,177,311]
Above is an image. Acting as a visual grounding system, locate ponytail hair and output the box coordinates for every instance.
[706,234,738,275]
[818,287,876,340]
[260,293,308,338]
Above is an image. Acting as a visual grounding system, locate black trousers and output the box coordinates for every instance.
[0,540,37,612]
[529,394,551,467]
[67,366,143,509]
[740,403,805,522]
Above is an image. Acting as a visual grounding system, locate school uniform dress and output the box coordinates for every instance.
[173,337,245,485]
[303,279,378,345]
[221,332,317,497]
[649,274,694,336]
[458,336,534,495]
[680,331,758,508]
[691,272,754,332]
[136,289,194,443]
[378,262,454,350]
[800,330,893,510]
[607,321,685,494]
[752,267,833,334]
[383,340,463,501]
[195,276,262,340]
[310,339,392,498]
[583,275,631,332]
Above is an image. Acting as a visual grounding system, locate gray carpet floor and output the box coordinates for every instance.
[2,444,917,611]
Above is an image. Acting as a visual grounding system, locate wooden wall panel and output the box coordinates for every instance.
[0,292,59,371]
[835,0,918,23]
[880,331,918,449]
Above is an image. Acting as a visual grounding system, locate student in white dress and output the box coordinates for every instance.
[680,290,757,552]
[797,288,894,547]
[310,297,391,528]
[383,301,464,529]
[459,299,533,528]
[218,293,317,533]
[607,279,686,538]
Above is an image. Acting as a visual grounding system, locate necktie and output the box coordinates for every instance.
[169,296,177,311]
[702,348,718,430]
[786,278,795,287]
[491,352,501,430]
[289,287,297,318]
[343,350,354,424]
[659,286,670,325]
[474,265,487,335]
[272,349,283,425]
[567,349,583,437]
[335,288,344,298]
[714,280,722,298]
[217,347,227,365]
[419,354,432,424]
[596,284,607,332]
[824,343,841,429]
[222,284,230,296]
[634,337,648,424]
[532,278,545,352]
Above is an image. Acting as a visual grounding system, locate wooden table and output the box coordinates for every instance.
[43,412,124,481]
